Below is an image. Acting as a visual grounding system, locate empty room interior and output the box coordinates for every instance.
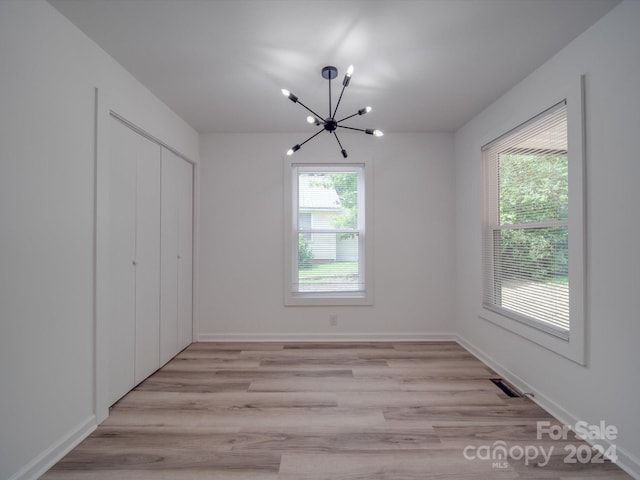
[1,0,639,479]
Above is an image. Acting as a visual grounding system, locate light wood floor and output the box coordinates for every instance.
[42,342,630,479]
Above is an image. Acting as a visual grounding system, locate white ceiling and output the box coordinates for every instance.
[49,0,620,134]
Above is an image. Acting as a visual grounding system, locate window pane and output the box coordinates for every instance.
[488,225,569,331]
[298,172,358,229]
[296,232,362,292]
[499,152,568,225]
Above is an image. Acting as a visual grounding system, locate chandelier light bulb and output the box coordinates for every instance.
[287,144,301,156]
[373,129,384,137]
[306,116,316,124]
[342,64,354,87]
[281,89,298,103]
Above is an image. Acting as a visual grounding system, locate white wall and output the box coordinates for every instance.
[0,2,198,479]
[198,132,455,339]
[454,1,640,476]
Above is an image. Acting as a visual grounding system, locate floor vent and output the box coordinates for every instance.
[491,378,521,398]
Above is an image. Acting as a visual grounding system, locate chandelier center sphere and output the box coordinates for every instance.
[324,118,338,132]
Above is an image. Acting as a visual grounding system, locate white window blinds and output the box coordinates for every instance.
[482,101,570,338]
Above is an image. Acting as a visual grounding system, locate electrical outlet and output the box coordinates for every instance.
[329,314,338,327]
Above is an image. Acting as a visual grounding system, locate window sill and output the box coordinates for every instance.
[285,291,373,307]
[479,307,584,365]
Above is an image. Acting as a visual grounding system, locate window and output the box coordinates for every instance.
[483,101,569,336]
[481,77,585,364]
[284,159,373,306]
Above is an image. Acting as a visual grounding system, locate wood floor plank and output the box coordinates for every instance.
[383,403,556,425]
[103,406,385,430]
[185,342,285,351]
[352,372,501,391]
[240,349,367,359]
[336,390,507,408]
[386,360,497,377]
[259,357,388,368]
[391,341,470,351]
[43,451,281,477]
[512,452,626,478]
[357,349,479,360]
[248,377,403,392]
[159,358,262,371]
[278,450,520,479]
[208,368,355,379]
[353,364,496,378]
[229,427,440,453]
[558,474,632,480]
[116,391,339,409]
[41,341,632,480]
[66,427,237,451]
[43,472,279,480]
[132,370,252,393]
[175,349,243,358]
[283,342,395,350]
[433,423,584,447]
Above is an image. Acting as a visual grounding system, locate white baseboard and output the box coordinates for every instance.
[196,332,457,343]
[8,415,96,480]
[455,335,640,480]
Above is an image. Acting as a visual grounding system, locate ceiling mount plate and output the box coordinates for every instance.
[321,65,338,80]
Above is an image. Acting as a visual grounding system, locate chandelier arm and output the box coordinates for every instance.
[332,84,348,119]
[339,126,383,137]
[297,127,326,148]
[335,111,359,123]
[295,99,325,122]
[333,132,348,158]
[337,125,367,133]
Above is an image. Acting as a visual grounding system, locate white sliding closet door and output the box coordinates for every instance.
[176,155,194,350]
[108,116,161,403]
[160,148,193,363]
[134,138,161,385]
[160,149,179,364]
[108,118,137,405]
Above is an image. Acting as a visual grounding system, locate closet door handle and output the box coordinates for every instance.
[132,260,137,266]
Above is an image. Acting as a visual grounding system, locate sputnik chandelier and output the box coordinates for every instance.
[282,64,383,158]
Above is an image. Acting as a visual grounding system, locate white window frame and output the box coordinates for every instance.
[284,157,373,306]
[479,76,586,365]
